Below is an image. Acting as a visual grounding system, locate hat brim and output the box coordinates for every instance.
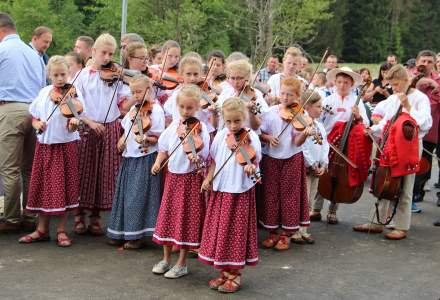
[326,68,362,87]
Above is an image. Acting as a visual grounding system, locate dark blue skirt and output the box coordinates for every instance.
[107,153,161,240]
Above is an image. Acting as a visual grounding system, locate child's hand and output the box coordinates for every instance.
[187,153,200,164]
[151,162,161,176]
[267,136,280,147]
[68,118,80,132]
[89,121,105,136]
[117,136,126,153]
[34,120,47,133]
[351,105,361,120]
[244,164,256,176]
[200,178,212,192]
[304,127,314,137]
[207,104,217,112]
[314,166,325,176]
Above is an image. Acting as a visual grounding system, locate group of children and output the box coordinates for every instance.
[16,31,432,293]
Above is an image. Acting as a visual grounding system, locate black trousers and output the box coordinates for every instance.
[412,141,436,200]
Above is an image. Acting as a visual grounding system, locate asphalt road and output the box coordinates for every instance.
[0,174,440,299]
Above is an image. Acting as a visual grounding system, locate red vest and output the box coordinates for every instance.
[379,112,420,177]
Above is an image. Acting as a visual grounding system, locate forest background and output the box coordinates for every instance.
[0,0,438,70]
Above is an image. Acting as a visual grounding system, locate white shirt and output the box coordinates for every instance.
[163,87,215,133]
[321,92,369,133]
[371,100,387,118]
[302,120,329,168]
[75,66,131,123]
[211,128,262,193]
[370,90,432,140]
[216,86,269,130]
[121,103,165,158]
[29,85,85,144]
[158,119,210,174]
[260,105,302,159]
[267,73,308,97]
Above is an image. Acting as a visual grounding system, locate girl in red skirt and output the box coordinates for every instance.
[151,85,210,279]
[74,33,131,235]
[19,56,85,247]
[259,77,311,251]
[200,97,262,293]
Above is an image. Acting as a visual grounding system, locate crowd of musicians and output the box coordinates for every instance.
[1,12,440,293]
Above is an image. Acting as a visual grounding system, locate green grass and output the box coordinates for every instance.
[312,63,381,78]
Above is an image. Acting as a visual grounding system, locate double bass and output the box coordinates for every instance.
[317,82,371,204]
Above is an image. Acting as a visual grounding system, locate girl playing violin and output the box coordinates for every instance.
[217,59,269,131]
[199,97,261,293]
[149,40,181,105]
[163,55,217,133]
[19,56,86,247]
[267,50,307,105]
[258,78,311,250]
[301,89,329,244]
[205,50,226,93]
[106,75,165,249]
[151,85,210,279]
[74,33,131,236]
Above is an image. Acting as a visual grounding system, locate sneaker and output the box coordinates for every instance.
[152,260,171,274]
[411,203,422,213]
[164,265,188,279]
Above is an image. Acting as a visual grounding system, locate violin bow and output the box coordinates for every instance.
[156,121,201,173]
[103,59,127,124]
[328,141,358,169]
[238,36,279,99]
[276,48,329,139]
[364,129,384,156]
[122,49,170,146]
[44,67,84,124]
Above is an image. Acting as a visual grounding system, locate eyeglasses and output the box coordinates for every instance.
[131,56,148,61]
[228,76,245,81]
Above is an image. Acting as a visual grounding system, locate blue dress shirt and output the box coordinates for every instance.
[0,34,46,103]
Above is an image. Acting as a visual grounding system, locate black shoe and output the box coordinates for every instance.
[434,220,440,226]
[437,197,440,207]
[413,194,424,203]
[435,183,440,189]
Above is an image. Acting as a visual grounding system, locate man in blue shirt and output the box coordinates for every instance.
[29,26,52,65]
[0,12,46,232]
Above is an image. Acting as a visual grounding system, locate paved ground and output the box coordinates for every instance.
[1,174,440,299]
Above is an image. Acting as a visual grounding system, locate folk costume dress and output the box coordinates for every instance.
[258,105,310,232]
[369,90,432,230]
[26,85,86,215]
[198,127,261,269]
[75,66,131,211]
[152,119,210,249]
[107,103,165,240]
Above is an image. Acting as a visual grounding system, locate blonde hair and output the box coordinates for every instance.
[221,97,247,118]
[183,51,203,62]
[93,33,117,50]
[226,59,252,79]
[281,77,302,95]
[47,55,69,75]
[124,42,147,68]
[178,56,203,75]
[385,64,409,81]
[130,74,152,88]
[176,84,201,106]
[301,89,322,106]
[284,47,302,61]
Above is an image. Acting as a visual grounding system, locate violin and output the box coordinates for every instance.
[177,117,204,173]
[148,66,183,90]
[130,101,154,153]
[197,79,218,109]
[239,84,261,115]
[49,84,83,120]
[99,62,138,86]
[226,128,262,183]
[279,102,323,145]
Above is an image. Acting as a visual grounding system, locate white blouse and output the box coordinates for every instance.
[121,103,165,158]
[163,87,215,133]
[321,92,370,134]
[29,85,85,144]
[302,120,329,168]
[216,86,269,130]
[259,105,301,159]
[158,119,210,174]
[75,66,131,123]
[370,89,432,140]
[267,73,308,97]
[211,127,262,193]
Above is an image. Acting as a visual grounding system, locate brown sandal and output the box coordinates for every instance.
[262,233,279,248]
[74,215,87,235]
[209,271,229,290]
[327,211,338,225]
[19,230,50,243]
[123,240,145,250]
[274,235,290,250]
[309,211,322,222]
[88,221,105,236]
[56,231,72,247]
[218,273,241,293]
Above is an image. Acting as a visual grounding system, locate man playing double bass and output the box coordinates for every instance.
[354,64,432,240]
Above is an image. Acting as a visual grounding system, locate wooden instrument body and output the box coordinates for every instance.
[372,165,402,201]
[318,155,363,204]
